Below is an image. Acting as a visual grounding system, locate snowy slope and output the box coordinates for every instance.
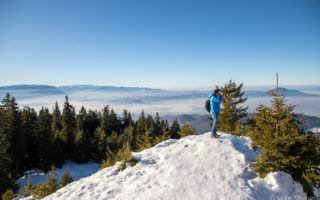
[42,132,306,200]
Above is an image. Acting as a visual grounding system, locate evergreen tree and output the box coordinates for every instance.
[77,107,86,128]
[248,92,320,196]
[74,129,85,162]
[159,120,170,142]
[85,110,101,158]
[0,124,16,196]
[21,107,38,169]
[46,165,58,193]
[116,141,132,162]
[122,109,133,128]
[160,119,170,136]
[60,169,73,187]
[130,111,146,151]
[93,126,107,161]
[109,109,121,134]
[85,110,101,135]
[116,141,132,171]
[145,115,155,134]
[23,177,33,197]
[1,189,17,200]
[33,165,58,199]
[152,133,169,146]
[51,101,62,132]
[179,123,196,137]
[153,113,162,136]
[51,131,66,167]
[36,107,54,171]
[234,120,244,136]
[51,102,65,166]
[136,132,152,151]
[169,119,180,139]
[218,80,248,133]
[131,129,140,152]
[107,131,120,152]
[136,110,147,134]
[120,126,134,147]
[1,93,25,174]
[73,106,90,162]
[61,96,76,158]
[100,106,110,133]
[98,107,121,135]
[99,147,116,169]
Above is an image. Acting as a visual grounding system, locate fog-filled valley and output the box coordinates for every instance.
[1,85,319,117]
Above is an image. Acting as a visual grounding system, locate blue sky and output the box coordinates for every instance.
[0,0,319,89]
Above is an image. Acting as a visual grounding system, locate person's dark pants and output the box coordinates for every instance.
[210,112,219,135]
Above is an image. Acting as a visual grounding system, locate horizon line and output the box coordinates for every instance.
[0,83,319,91]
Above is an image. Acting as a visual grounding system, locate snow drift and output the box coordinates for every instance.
[41,132,306,200]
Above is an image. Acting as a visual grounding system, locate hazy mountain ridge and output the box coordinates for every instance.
[0,84,164,94]
[0,84,319,117]
[58,85,164,93]
[1,84,319,98]
[0,85,65,99]
[245,87,319,97]
[164,113,320,133]
[270,87,319,96]
[0,84,165,100]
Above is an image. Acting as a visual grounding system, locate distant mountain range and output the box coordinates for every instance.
[245,87,319,97]
[163,113,320,134]
[0,84,319,100]
[0,85,65,99]
[58,85,164,93]
[0,84,164,98]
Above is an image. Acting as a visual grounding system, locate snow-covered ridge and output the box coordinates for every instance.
[41,132,306,200]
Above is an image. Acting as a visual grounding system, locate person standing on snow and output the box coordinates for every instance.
[209,89,223,138]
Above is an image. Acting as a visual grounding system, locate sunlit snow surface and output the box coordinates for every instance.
[24,132,307,200]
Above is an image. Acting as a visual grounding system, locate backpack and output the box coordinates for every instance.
[205,94,213,113]
[205,99,210,113]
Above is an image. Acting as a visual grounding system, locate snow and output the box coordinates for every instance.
[17,162,99,192]
[249,172,306,199]
[26,132,306,200]
[308,127,319,134]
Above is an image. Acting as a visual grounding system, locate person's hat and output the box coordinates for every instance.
[213,88,220,95]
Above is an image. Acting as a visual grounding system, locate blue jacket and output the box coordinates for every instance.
[209,94,223,114]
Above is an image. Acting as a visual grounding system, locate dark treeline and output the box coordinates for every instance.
[0,93,193,196]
